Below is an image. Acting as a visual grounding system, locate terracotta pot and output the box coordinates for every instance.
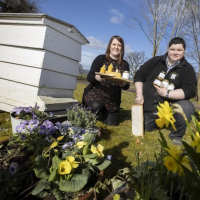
[78,170,104,200]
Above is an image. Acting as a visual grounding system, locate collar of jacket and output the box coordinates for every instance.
[160,53,187,68]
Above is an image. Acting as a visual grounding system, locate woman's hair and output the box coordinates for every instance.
[105,35,125,65]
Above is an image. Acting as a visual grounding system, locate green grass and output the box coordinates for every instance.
[73,82,199,180]
[0,81,199,179]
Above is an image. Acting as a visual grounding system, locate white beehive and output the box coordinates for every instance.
[0,13,89,113]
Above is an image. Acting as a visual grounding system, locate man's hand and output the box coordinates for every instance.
[154,83,168,97]
[95,75,105,82]
[135,94,144,105]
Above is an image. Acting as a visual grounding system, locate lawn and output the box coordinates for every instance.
[73,82,199,180]
[0,81,199,180]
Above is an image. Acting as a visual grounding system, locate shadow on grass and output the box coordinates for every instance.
[104,141,132,178]
[118,108,132,124]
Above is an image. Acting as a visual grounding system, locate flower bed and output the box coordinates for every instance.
[0,105,111,200]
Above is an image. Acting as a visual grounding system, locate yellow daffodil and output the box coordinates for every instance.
[76,141,87,149]
[113,194,120,200]
[155,101,176,130]
[57,136,64,141]
[91,144,104,158]
[66,156,79,168]
[190,132,200,153]
[163,145,192,176]
[58,160,72,175]
[50,141,58,149]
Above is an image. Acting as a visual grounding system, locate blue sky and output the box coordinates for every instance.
[40,0,153,70]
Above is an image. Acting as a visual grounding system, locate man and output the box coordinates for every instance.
[134,37,197,145]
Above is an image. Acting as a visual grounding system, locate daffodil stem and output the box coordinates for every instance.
[185,120,194,138]
[170,177,173,199]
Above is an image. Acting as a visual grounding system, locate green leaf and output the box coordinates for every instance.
[182,141,200,170]
[83,133,95,144]
[158,131,168,148]
[83,153,97,159]
[36,190,49,198]
[33,155,49,179]
[83,144,90,155]
[52,188,69,200]
[59,173,89,192]
[96,160,111,171]
[111,179,126,191]
[31,180,51,195]
[48,156,61,182]
[153,188,169,200]
[62,151,73,159]
[59,167,91,192]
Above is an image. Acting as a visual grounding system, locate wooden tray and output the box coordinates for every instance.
[95,72,114,77]
[106,77,132,83]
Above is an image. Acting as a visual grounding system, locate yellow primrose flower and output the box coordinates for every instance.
[91,144,104,158]
[155,101,176,130]
[57,136,64,141]
[66,156,79,168]
[76,141,87,149]
[50,141,58,149]
[190,132,200,153]
[58,160,72,175]
[163,145,192,176]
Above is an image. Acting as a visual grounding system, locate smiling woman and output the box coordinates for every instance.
[82,35,130,126]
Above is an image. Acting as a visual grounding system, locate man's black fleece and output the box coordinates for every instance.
[134,53,197,112]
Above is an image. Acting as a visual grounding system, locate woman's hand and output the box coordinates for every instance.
[135,94,144,105]
[154,83,168,97]
[95,75,105,82]
[116,81,126,87]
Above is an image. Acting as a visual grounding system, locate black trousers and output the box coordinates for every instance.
[86,100,117,126]
[144,100,195,140]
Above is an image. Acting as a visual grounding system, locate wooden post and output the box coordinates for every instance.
[131,105,144,137]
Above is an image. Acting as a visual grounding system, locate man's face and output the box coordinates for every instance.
[168,43,185,63]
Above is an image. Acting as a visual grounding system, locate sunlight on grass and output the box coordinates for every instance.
[0,81,196,179]
[73,82,195,178]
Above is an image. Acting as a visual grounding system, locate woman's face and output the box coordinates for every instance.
[109,38,122,59]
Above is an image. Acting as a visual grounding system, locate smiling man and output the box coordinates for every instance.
[134,37,197,145]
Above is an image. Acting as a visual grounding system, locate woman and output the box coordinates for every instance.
[82,35,130,126]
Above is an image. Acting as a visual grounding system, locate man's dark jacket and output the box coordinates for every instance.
[134,53,197,112]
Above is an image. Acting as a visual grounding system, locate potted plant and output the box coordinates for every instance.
[10,104,50,134]
[65,103,99,134]
[0,116,111,200]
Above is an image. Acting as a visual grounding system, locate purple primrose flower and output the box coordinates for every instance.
[39,125,47,134]
[62,142,74,149]
[27,119,39,131]
[10,163,19,175]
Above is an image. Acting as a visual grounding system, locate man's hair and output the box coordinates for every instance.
[168,37,186,49]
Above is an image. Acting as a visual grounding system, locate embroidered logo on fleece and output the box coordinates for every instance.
[169,72,178,80]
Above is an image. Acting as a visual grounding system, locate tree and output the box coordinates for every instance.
[125,51,148,80]
[0,0,46,13]
[126,0,190,57]
[185,0,200,100]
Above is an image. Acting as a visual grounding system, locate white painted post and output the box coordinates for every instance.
[131,105,144,137]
